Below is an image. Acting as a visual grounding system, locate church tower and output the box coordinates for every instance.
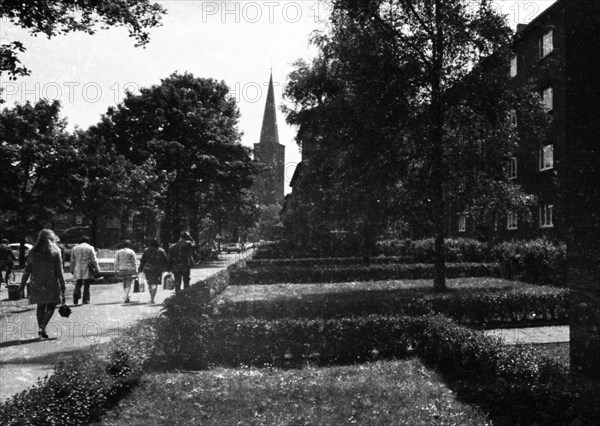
[253,71,285,206]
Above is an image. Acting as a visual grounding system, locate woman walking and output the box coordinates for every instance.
[138,239,168,304]
[18,229,66,339]
[115,240,138,303]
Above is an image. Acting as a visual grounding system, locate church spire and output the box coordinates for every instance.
[259,72,280,145]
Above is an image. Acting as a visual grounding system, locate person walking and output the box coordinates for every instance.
[115,240,138,303]
[18,229,66,339]
[168,231,195,293]
[70,236,99,305]
[138,239,168,304]
[0,238,17,284]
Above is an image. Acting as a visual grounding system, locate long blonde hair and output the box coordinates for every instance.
[30,229,59,256]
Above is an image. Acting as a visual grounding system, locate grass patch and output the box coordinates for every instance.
[216,277,540,304]
[97,359,491,426]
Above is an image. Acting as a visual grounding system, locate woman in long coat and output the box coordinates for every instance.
[138,239,168,304]
[19,229,66,339]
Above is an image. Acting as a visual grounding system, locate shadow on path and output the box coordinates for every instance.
[0,337,43,349]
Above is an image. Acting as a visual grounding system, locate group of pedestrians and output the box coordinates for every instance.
[115,231,195,304]
[15,228,196,340]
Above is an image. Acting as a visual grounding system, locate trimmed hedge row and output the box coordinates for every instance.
[493,238,566,285]
[0,320,159,426]
[216,287,570,328]
[157,312,598,425]
[230,262,498,285]
[256,237,566,286]
[246,256,412,268]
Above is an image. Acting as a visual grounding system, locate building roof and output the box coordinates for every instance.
[258,71,280,145]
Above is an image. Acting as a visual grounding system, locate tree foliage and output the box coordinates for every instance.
[0,0,165,79]
[284,0,550,287]
[93,72,258,243]
[0,100,75,239]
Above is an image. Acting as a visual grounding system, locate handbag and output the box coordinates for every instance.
[58,304,72,318]
[133,278,140,293]
[138,272,147,292]
[163,272,175,290]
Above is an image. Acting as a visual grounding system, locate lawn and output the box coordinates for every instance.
[98,359,491,426]
[216,277,548,304]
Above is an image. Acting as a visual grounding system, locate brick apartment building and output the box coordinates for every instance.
[451,0,600,244]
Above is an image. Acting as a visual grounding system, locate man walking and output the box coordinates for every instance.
[168,231,195,293]
[70,236,99,304]
[0,239,17,284]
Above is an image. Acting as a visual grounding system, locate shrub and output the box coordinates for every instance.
[230,262,498,285]
[0,321,158,426]
[493,238,566,285]
[246,256,413,268]
[217,287,569,328]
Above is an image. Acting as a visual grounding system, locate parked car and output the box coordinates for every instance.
[96,249,117,281]
[222,242,243,253]
[9,243,32,261]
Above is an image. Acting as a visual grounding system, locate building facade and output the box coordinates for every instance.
[253,72,285,206]
[452,0,599,243]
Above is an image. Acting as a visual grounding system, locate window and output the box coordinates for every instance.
[506,156,518,179]
[540,29,554,58]
[507,211,518,230]
[458,213,466,233]
[540,86,553,111]
[510,55,518,77]
[508,109,517,127]
[540,203,554,228]
[539,144,554,171]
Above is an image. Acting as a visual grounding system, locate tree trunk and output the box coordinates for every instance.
[432,0,447,292]
[91,216,99,248]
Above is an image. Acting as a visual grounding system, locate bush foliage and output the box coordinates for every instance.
[493,238,566,285]
[231,262,498,285]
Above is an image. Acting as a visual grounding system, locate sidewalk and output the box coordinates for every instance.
[484,326,570,345]
[0,251,250,401]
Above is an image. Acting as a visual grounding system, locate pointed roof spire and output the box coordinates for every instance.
[259,71,280,145]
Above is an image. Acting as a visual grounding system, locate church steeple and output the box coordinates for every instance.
[259,72,280,145]
[253,70,285,206]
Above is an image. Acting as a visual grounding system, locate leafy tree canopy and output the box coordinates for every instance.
[0,0,165,79]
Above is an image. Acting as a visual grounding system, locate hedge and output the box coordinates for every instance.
[493,238,566,285]
[230,262,498,285]
[216,287,569,328]
[0,320,159,426]
[246,256,413,269]
[156,312,598,425]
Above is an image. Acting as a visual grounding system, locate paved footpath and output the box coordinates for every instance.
[0,251,250,401]
[484,325,570,345]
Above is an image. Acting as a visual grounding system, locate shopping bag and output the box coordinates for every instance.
[133,278,140,293]
[163,272,175,290]
[138,272,147,292]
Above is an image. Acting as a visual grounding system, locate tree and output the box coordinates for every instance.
[285,0,550,288]
[283,13,416,260]
[0,100,75,245]
[93,72,258,243]
[0,0,165,79]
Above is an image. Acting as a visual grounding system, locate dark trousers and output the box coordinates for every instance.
[173,269,191,293]
[74,279,92,304]
[36,303,56,330]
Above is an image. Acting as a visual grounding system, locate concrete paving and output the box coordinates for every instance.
[0,251,250,401]
[484,325,570,345]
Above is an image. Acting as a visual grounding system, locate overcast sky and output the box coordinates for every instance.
[0,1,555,192]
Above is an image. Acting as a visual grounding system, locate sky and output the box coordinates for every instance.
[0,1,555,193]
